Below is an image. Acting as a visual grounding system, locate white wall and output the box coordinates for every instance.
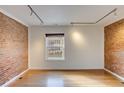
[29,26,104,69]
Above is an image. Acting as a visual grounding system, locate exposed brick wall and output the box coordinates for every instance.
[105,19,124,77]
[0,12,28,85]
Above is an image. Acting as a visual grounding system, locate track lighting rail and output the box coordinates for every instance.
[71,8,117,25]
[27,5,44,24]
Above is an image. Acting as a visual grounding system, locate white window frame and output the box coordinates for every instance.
[45,33,65,61]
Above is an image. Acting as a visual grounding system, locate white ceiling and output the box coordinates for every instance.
[0,5,124,26]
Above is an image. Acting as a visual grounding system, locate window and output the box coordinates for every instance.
[45,33,65,60]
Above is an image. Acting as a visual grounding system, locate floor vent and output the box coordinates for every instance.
[121,82,124,84]
[19,77,23,79]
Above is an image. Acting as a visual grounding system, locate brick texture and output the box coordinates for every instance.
[105,19,124,77]
[0,12,28,85]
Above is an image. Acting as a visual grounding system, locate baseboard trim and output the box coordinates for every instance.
[1,69,29,87]
[29,68,104,71]
[104,68,124,82]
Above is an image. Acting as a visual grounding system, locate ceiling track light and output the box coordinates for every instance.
[70,22,95,24]
[71,8,117,25]
[27,5,44,24]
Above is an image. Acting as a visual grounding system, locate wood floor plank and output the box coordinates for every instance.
[8,70,124,87]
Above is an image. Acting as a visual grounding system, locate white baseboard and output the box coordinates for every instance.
[104,68,124,82]
[1,69,29,87]
[29,68,103,70]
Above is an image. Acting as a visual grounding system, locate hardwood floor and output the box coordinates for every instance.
[8,70,124,87]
